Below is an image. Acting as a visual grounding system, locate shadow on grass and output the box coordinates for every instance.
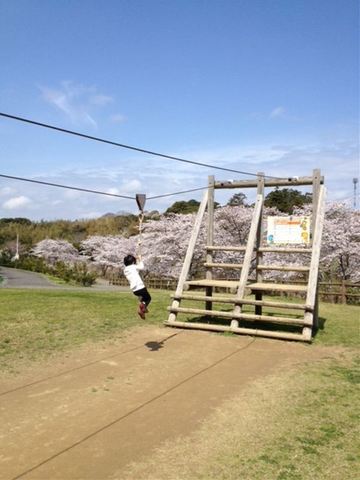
[312,316,327,338]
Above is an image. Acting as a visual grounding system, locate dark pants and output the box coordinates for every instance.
[133,287,151,306]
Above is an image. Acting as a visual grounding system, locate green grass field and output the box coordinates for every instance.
[0,288,359,479]
[0,288,359,370]
[0,288,168,370]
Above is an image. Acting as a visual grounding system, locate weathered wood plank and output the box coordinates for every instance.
[186,279,239,288]
[214,176,324,189]
[232,194,263,327]
[167,190,209,323]
[167,306,311,326]
[255,172,265,315]
[206,176,215,310]
[259,247,312,253]
[204,262,243,269]
[256,265,310,272]
[165,320,308,342]
[249,282,308,292]
[303,184,326,339]
[171,293,312,310]
[206,245,246,252]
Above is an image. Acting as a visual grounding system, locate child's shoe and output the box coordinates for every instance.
[138,302,146,319]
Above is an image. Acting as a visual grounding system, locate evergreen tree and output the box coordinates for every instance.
[264,188,312,214]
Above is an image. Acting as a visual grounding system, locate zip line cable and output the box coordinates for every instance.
[0,112,283,179]
[0,174,135,200]
[0,173,208,201]
[147,186,208,200]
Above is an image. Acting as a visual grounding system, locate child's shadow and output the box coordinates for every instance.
[145,340,164,351]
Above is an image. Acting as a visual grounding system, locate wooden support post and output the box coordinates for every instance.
[231,194,263,328]
[167,190,209,323]
[303,185,326,340]
[341,280,347,304]
[206,176,215,311]
[255,172,265,315]
[312,169,321,245]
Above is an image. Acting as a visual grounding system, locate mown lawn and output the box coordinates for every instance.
[0,288,167,370]
[0,288,358,370]
[0,288,359,478]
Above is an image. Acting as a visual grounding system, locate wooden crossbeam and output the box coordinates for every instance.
[258,247,312,253]
[185,279,239,288]
[206,245,246,252]
[171,293,312,311]
[204,262,243,269]
[206,245,312,253]
[167,306,311,326]
[249,282,308,293]
[165,320,307,342]
[256,265,310,272]
[214,176,324,189]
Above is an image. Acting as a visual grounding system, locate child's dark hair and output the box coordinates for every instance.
[124,254,136,266]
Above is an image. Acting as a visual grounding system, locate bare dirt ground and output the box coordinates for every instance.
[0,325,339,480]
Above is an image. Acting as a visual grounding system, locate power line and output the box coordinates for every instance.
[0,112,282,179]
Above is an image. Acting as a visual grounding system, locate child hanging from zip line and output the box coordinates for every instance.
[123,254,151,319]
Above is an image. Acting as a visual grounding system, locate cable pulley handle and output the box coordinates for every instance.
[136,193,146,212]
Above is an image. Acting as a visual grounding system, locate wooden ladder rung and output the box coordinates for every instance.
[185,279,239,288]
[249,282,308,293]
[206,245,246,252]
[167,306,311,326]
[258,247,312,253]
[206,246,312,254]
[165,320,308,342]
[171,293,312,311]
[204,262,243,269]
[256,265,310,272]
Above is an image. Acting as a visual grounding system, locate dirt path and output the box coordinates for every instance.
[0,326,335,480]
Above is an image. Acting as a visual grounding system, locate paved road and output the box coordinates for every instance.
[0,266,126,291]
[0,266,60,288]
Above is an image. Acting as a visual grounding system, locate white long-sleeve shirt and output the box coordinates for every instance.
[123,261,145,292]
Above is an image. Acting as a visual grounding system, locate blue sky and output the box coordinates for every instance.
[0,0,358,220]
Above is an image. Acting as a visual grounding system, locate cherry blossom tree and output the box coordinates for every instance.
[31,239,82,265]
[321,203,360,281]
[29,202,360,283]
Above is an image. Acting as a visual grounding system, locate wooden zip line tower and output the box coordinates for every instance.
[165,169,325,342]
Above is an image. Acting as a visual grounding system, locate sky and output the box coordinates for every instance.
[0,0,358,220]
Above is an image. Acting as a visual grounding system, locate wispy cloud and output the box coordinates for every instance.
[270,106,286,118]
[110,113,127,124]
[0,186,16,196]
[39,81,116,128]
[3,195,31,210]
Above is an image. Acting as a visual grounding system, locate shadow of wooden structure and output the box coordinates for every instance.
[165,169,326,342]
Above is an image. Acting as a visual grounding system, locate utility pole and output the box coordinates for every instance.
[353,177,359,209]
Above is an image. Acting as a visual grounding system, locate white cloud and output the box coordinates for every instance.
[270,106,286,118]
[3,195,31,210]
[0,186,16,196]
[39,81,117,128]
[121,179,142,193]
[110,113,127,123]
[89,94,113,106]
[63,190,82,199]
[6,137,356,220]
[106,187,120,195]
